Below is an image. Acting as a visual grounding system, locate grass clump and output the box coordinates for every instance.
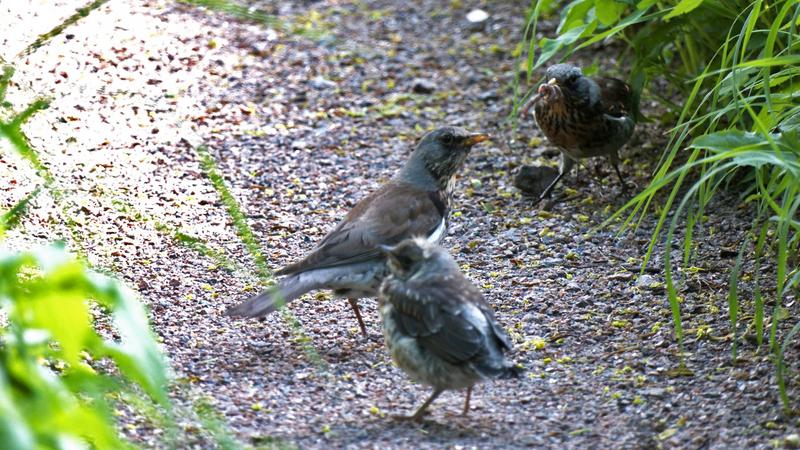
[516,0,800,409]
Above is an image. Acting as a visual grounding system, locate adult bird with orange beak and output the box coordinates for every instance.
[520,63,637,200]
[225,127,489,337]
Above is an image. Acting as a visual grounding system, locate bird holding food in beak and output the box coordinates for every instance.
[520,63,637,200]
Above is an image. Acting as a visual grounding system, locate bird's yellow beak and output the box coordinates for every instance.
[463,133,490,146]
[547,78,558,86]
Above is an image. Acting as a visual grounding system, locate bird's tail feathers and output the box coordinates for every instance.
[224,272,318,318]
[500,362,525,379]
[475,359,525,380]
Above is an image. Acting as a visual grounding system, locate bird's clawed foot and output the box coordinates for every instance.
[612,164,634,194]
[357,331,382,343]
[617,176,638,196]
[537,190,570,209]
[391,412,429,423]
[536,195,556,210]
[391,389,443,423]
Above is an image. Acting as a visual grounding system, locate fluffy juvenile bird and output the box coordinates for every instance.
[225,127,489,335]
[520,63,637,200]
[379,238,522,421]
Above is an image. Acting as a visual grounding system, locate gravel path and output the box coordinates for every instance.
[3,1,799,448]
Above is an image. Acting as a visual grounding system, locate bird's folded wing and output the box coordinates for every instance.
[277,184,446,275]
[387,278,489,365]
[486,308,515,352]
[594,76,634,117]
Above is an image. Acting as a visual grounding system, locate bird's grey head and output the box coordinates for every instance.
[382,237,453,281]
[538,64,597,108]
[401,127,489,188]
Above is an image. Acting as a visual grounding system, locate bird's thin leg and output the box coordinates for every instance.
[409,389,444,421]
[392,389,444,422]
[577,159,605,187]
[462,386,473,416]
[539,154,574,201]
[347,298,367,335]
[609,152,628,192]
[613,164,627,191]
[592,159,604,178]
[538,171,565,201]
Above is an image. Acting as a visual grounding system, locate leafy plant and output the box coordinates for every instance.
[0,3,263,446]
[516,0,800,408]
[0,245,170,448]
[1,61,172,448]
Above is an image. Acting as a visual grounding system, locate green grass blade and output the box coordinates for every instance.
[777,319,800,411]
[196,146,271,279]
[194,146,326,370]
[1,187,41,231]
[728,238,749,359]
[17,0,111,58]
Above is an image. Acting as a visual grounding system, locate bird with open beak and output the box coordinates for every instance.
[225,127,489,337]
[520,63,637,200]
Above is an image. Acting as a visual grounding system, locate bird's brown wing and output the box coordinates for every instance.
[594,76,634,117]
[277,183,446,275]
[386,275,491,365]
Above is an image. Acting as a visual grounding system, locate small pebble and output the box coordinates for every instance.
[636,274,655,287]
[411,78,436,94]
[466,9,489,31]
[309,76,336,90]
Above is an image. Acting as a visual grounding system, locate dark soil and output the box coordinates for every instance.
[3,0,800,449]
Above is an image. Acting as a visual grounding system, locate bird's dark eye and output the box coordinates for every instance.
[567,74,580,85]
[390,250,419,272]
[393,254,413,270]
[441,133,456,146]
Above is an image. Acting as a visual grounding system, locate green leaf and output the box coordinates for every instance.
[727,240,748,360]
[663,0,704,20]
[96,276,170,405]
[689,130,765,152]
[575,6,651,51]
[26,262,91,366]
[637,0,658,10]
[537,22,596,70]
[558,0,595,33]
[737,55,800,69]
[53,404,122,450]
[0,375,35,450]
[595,0,626,26]
[0,246,171,447]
